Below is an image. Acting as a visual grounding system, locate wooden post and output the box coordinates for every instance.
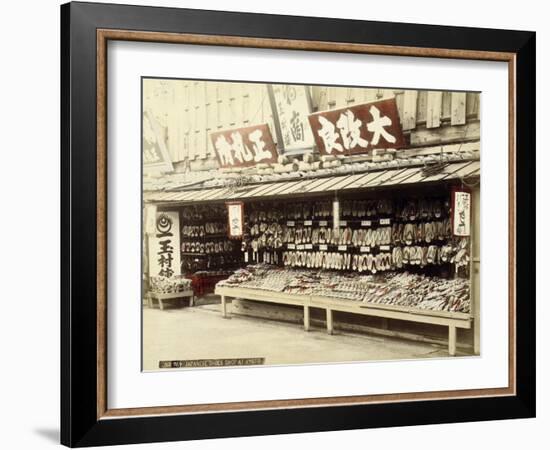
[189,295,195,307]
[326,309,333,335]
[401,90,418,130]
[426,91,443,129]
[221,295,227,318]
[451,92,467,125]
[158,297,164,311]
[304,305,310,331]
[449,325,457,356]
[472,187,481,355]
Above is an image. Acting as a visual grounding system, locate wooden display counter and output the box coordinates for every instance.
[147,290,195,310]
[215,286,471,356]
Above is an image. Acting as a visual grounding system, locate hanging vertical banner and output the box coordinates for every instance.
[332,198,340,231]
[226,202,244,238]
[452,189,471,236]
[143,111,174,173]
[144,204,158,235]
[308,98,406,155]
[148,211,181,278]
[270,84,315,151]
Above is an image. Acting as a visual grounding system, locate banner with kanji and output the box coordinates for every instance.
[210,124,278,168]
[308,98,406,156]
[270,84,315,151]
[148,211,181,279]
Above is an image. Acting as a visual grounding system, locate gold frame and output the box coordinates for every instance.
[96,29,516,420]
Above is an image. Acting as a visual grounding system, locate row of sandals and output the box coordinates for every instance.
[246,220,452,251]
[282,241,467,272]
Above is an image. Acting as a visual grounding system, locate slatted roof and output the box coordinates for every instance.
[143,160,480,204]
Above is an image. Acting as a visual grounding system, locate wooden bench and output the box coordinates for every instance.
[147,290,195,310]
[215,286,471,356]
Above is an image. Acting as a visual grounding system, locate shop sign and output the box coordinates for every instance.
[270,84,315,151]
[210,124,278,168]
[148,211,181,278]
[308,98,406,156]
[452,189,471,236]
[226,202,244,238]
[143,111,174,173]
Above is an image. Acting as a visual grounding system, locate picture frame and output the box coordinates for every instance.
[61,1,535,447]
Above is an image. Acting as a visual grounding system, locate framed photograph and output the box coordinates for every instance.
[61,1,535,447]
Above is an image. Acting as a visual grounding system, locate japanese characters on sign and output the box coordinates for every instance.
[308,98,406,156]
[148,211,181,279]
[226,202,244,238]
[270,85,315,151]
[143,111,174,173]
[452,190,471,237]
[210,124,278,169]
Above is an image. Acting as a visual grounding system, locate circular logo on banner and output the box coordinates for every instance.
[156,214,173,234]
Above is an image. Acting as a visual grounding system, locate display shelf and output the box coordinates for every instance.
[215,285,471,356]
[181,233,229,239]
[285,243,391,251]
[181,251,241,256]
[147,289,195,310]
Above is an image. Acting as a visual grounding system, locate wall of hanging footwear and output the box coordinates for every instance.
[241,196,470,277]
[229,187,477,355]
[174,189,472,286]
[179,204,243,273]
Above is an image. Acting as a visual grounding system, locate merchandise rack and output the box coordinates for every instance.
[215,285,471,356]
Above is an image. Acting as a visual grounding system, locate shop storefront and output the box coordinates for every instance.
[143,83,480,356]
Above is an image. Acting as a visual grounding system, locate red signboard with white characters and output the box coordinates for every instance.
[210,124,278,169]
[308,98,406,156]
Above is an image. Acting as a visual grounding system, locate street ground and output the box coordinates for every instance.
[142,302,461,371]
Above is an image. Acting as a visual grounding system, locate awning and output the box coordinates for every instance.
[144,160,480,204]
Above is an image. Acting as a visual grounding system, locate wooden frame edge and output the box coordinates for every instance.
[97,28,108,419]
[96,28,517,420]
[97,29,515,61]
[508,56,517,395]
[100,387,515,419]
